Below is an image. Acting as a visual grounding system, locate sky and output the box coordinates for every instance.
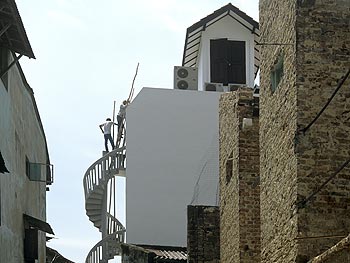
[16,0,259,262]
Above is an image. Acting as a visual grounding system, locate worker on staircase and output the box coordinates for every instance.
[117,100,129,140]
[99,118,117,152]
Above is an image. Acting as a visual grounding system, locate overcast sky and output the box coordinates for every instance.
[16,0,259,262]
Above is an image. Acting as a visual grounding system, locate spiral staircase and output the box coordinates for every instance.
[83,126,126,263]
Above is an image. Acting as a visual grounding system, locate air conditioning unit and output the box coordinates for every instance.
[174,66,198,90]
[226,84,243,92]
[204,82,224,92]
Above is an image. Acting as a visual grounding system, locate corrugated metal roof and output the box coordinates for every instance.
[137,245,187,262]
[182,3,260,77]
[0,0,35,58]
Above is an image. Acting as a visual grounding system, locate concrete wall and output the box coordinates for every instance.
[0,52,48,262]
[219,88,260,263]
[187,205,220,263]
[197,15,256,90]
[126,88,220,246]
[259,0,350,262]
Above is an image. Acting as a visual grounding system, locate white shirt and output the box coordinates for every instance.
[103,121,113,134]
[118,104,127,118]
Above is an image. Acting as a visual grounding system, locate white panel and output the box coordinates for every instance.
[126,88,220,246]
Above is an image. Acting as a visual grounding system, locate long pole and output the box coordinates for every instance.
[112,101,116,143]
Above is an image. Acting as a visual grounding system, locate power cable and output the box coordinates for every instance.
[301,68,350,134]
[190,160,209,205]
[296,157,350,211]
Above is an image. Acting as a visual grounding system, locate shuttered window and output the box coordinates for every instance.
[210,39,246,85]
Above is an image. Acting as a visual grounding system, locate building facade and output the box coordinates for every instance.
[0,1,53,262]
[182,3,260,91]
[259,0,350,262]
[219,88,260,263]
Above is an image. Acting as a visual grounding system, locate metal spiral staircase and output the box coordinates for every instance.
[83,125,126,263]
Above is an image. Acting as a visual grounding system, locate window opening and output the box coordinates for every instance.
[26,156,54,184]
[210,39,246,85]
[271,55,284,92]
[226,151,234,184]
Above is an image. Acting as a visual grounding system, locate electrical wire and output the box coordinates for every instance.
[302,68,350,134]
[296,157,350,211]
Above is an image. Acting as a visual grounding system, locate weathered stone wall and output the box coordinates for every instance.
[187,205,220,263]
[295,0,350,260]
[259,0,299,261]
[308,234,350,263]
[219,92,240,263]
[121,244,154,263]
[219,88,260,263]
[259,0,350,262]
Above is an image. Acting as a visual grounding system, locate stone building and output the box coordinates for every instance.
[187,205,220,263]
[0,1,54,262]
[219,1,350,263]
[219,88,260,263]
[259,0,350,262]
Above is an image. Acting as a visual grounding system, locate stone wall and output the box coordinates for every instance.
[187,205,220,263]
[121,244,154,263]
[295,0,350,260]
[219,88,260,263]
[259,0,350,262]
[308,234,350,263]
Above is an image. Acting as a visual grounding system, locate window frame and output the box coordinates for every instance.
[271,55,284,92]
[225,151,234,184]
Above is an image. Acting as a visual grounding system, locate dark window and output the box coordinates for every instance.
[271,55,284,92]
[210,39,246,85]
[25,156,30,178]
[24,229,38,263]
[226,151,234,184]
[0,48,9,90]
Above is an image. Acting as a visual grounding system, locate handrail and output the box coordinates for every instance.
[106,212,125,235]
[83,147,126,198]
[85,219,126,263]
[84,137,127,262]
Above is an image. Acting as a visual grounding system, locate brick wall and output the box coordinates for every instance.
[259,0,350,262]
[187,205,220,263]
[219,88,260,263]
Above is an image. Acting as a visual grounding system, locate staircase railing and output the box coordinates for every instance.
[83,122,127,263]
[85,213,126,263]
[83,147,125,199]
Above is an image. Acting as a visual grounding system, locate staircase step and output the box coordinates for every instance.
[86,203,101,210]
[93,220,101,229]
[86,197,102,204]
[89,214,102,222]
[88,192,103,200]
[86,209,101,216]
[91,187,105,195]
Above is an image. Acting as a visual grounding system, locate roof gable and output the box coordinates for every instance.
[182,3,260,77]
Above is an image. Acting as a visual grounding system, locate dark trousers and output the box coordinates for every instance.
[117,115,123,132]
[104,134,115,151]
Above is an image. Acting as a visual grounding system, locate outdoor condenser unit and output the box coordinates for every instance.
[174,66,198,90]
